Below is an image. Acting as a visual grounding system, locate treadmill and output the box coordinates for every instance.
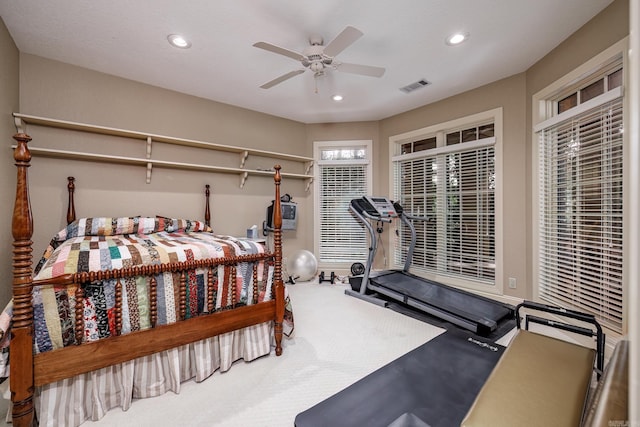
[345,196,513,336]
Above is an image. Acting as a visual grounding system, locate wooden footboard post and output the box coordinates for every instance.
[11,133,35,426]
[273,166,285,356]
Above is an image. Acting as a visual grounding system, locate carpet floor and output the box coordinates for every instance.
[1,281,515,426]
[4,281,442,427]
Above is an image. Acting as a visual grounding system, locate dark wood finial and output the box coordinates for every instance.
[67,177,76,224]
[205,184,211,227]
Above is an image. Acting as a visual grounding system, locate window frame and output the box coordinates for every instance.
[313,140,373,270]
[532,37,629,335]
[388,108,504,294]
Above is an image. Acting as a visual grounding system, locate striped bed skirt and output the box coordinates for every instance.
[30,321,273,427]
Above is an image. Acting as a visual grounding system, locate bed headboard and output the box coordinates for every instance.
[65,176,213,227]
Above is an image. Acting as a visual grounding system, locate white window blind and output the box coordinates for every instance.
[316,142,371,265]
[395,156,438,271]
[394,141,496,283]
[538,97,623,332]
[442,147,496,280]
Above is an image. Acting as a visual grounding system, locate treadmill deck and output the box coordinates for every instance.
[368,271,513,335]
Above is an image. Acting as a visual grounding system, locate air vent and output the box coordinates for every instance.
[400,79,430,94]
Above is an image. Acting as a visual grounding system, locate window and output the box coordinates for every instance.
[534,43,625,333]
[557,67,623,114]
[390,110,502,290]
[314,141,372,266]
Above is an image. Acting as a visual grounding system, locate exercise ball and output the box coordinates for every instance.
[286,250,318,282]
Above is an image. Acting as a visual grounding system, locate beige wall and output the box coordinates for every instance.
[2,1,635,416]
[524,0,629,301]
[375,0,628,302]
[16,54,310,272]
[2,0,629,307]
[305,120,380,271]
[379,73,528,300]
[0,18,20,306]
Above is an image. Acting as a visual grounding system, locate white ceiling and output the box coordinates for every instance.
[0,0,614,124]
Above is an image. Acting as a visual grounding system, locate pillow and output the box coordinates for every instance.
[156,216,211,233]
[51,216,210,245]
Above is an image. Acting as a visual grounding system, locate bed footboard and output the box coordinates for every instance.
[10,131,286,426]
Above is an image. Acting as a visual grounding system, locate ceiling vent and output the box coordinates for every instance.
[400,79,430,94]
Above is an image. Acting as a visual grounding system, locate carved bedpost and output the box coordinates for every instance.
[204,184,211,227]
[179,271,186,321]
[207,269,214,313]
[11,132,35,426]
[67,176,76,224]
[272,165,284,356]
[115,278,123,335]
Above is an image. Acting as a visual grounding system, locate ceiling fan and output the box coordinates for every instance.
[253,26,385,89]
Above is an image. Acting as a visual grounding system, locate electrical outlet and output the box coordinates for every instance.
[508,277,517,289]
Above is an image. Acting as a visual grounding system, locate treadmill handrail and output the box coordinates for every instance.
[403,213,432,222]
[348,203,378,296]
[399,212,430,273]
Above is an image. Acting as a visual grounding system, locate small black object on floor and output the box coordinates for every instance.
[318,271,336,284]
[294,329,505,427]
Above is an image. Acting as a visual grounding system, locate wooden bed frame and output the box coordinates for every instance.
[10,132,286,426]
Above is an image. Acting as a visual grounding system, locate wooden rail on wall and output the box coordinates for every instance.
[13,113,315,188]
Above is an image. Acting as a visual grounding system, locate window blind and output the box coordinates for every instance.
[318,163,368,263]
[538,97,623,332]
[394,156,438,270]
[442,147,495,281]
[394,143,495,283]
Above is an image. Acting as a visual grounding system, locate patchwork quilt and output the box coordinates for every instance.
[29,217,292,354]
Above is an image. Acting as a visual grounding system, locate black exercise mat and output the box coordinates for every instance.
[385,299,516,342]
[295,329,505,427]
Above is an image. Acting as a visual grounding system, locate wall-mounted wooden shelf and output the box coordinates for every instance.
[12,113,314,189]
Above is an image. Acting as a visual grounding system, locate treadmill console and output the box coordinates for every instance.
[363,196,398,218]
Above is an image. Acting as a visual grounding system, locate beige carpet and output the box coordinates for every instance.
[2,281,444,426]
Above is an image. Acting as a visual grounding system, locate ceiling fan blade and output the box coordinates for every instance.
[260,69,306,89]
[253,42,305,62]
[323,26,363,57]
[337,62,385,78]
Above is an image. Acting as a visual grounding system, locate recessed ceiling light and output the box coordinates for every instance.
[332,94,344,102]
[446,32,469,46]
[168,34,191,49]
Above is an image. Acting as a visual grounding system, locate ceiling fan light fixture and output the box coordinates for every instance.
[332,94,343,102]
[446,32,469,46]
[310,61,324,72]
[168,34,191,49]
